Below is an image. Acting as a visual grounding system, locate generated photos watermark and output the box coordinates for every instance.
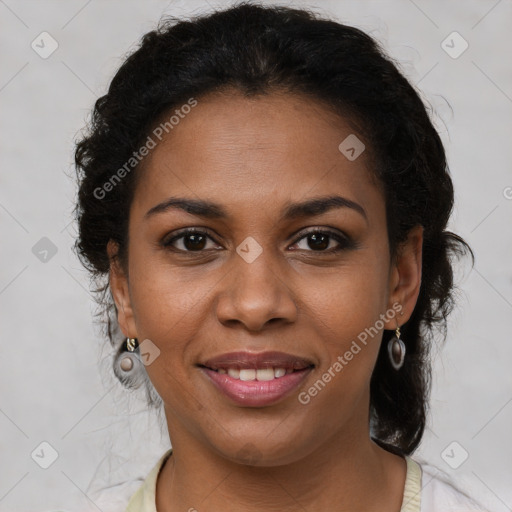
[93,97,198,200]
[298,302,403,404]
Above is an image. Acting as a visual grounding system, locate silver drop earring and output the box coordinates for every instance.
[387,320,406,370]
[113,337,145,390]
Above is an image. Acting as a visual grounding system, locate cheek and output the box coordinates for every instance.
[306,260,388,335]
[301,259,389,384]
[126,257,210,407]
[298,290,383,424]
[128,250,207,334]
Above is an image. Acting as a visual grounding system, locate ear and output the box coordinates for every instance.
[107,240,138,338]
[384,224,423,329]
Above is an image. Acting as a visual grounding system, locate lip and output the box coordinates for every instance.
[199,366,313,407]
[200,350,315,371]
[198,351,315,407]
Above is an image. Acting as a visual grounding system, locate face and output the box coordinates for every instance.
[109,90,422,466]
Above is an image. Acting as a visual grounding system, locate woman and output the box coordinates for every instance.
[74,2,488,511]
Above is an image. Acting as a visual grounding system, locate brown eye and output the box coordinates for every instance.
[181,233,207,251]
[291,229,354,253]
[305,232,330,250]
[162,229,220,252]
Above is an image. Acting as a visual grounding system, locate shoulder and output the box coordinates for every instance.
[89,449,172,512]
[123,448,172,512]
[89,480,145,512]
[411,457,492,512]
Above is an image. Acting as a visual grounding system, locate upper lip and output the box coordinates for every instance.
[199,351,315,371]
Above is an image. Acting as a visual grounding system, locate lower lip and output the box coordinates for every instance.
[199,367,313,407]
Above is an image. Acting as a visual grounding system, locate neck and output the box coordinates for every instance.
[156,411,407,512]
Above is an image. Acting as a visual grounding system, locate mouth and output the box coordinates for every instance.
[198,365,312,381]
[199,350,314,378]
[197,351,315,406]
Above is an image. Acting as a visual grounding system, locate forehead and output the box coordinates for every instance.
[132,90,383,223]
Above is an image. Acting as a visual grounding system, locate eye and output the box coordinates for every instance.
[290,229,353,253]
[162,228,221,252]
[162,227,355,254]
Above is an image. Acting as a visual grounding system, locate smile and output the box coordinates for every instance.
[197,350,315,407]
[211,367,295,381]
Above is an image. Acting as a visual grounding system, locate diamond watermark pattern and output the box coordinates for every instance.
[441,441,469,469]
[338,134,365,161]
[236,236,263,263]
[31,441,59,469]
[236,443,263,464]
[31,32,59,59]
[32,237,58,263]
[139,338,161,366]
[441,31,469,59]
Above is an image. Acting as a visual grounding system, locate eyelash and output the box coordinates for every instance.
[162,227,355,254]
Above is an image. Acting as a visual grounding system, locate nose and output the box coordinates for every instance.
[215,247,298,332]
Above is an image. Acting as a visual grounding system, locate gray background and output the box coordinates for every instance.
[1,0,511,510]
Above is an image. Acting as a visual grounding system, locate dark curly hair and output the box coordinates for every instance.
[73,1,474,456]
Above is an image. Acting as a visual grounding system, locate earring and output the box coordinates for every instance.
[387,325,406,370]
[113,337,147,390]
[120,337,139,372]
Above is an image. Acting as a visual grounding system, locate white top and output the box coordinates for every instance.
[92,449,492,511]
[416,459,492,512]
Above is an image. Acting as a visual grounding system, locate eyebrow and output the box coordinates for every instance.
[144,195,368,224]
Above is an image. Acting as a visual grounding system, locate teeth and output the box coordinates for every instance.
[220,367,293,381]
[255,368,274,381]
[227,368,240,379]
[274,368,286,378]
[239,369,256,381]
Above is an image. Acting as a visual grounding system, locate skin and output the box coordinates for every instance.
[108,89,423,512]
